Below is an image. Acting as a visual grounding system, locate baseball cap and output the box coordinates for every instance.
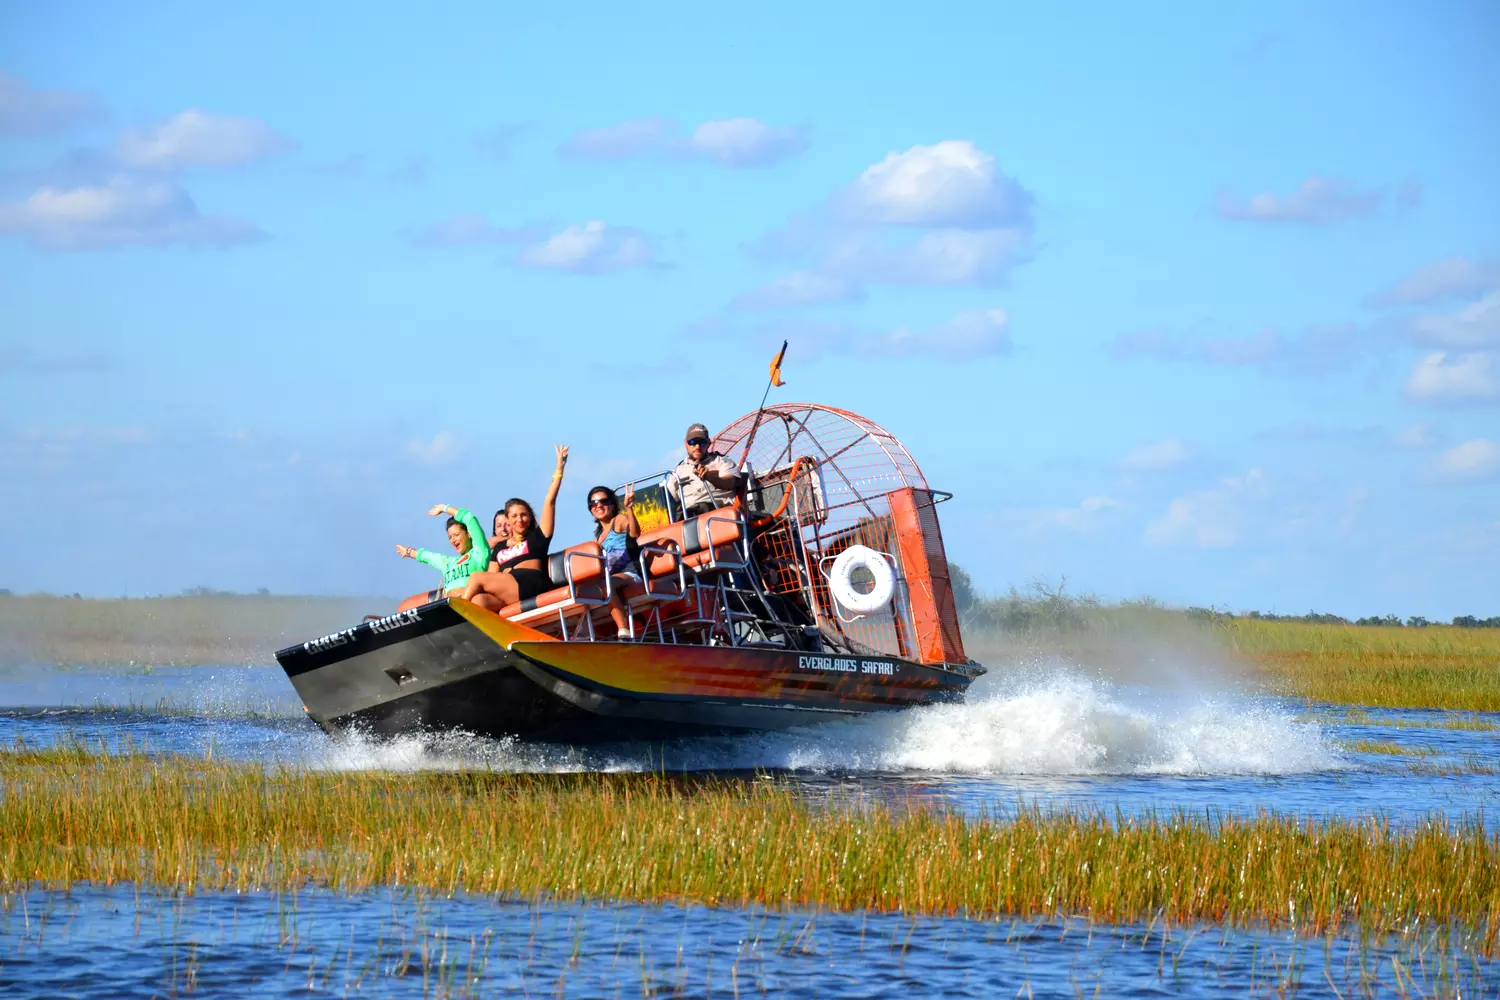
[685,423,710,441]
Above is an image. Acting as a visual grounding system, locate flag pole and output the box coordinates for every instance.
[738,340,787,474]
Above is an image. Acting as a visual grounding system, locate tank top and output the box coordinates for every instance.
[599,529,636,575]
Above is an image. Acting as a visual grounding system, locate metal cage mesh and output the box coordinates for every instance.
[713,403,966,665]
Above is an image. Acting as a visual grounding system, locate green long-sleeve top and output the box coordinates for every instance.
[413,507,491,594]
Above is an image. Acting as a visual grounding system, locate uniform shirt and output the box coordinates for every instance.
[666,451,740,512]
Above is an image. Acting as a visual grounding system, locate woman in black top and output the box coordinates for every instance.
[460,445,568,612]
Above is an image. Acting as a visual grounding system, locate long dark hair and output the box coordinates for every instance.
[587,486,617,538]
[503,498,536,526]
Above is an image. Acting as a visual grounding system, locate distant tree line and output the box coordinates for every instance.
[947,564,1498,631]
[1223,609,1500,628]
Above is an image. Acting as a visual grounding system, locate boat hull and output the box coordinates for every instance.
[275,598,977,743]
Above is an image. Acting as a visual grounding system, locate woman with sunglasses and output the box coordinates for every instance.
[587,484,641,640]
[458,445,568,612]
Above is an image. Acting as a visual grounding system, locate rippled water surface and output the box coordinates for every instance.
[2,660,1496,997]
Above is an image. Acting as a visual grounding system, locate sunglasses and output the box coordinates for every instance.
[589,497,614,509]
[685,437,710,446]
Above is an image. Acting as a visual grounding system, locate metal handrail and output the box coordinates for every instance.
[562,547,612,607]
[636,542,686,601]
[700,511,750,572]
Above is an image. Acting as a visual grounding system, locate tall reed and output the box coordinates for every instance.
[2,747,1494,949]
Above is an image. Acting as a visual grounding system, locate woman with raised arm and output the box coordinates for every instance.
[395,504,490,597]
[460,445,568,612]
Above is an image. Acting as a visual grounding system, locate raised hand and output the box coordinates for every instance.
[395,544,413,558]
[554,444,569,467]
[623,484,635,509]
[427,503,451,517]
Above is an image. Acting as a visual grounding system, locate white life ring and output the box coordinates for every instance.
[830,545,895,613]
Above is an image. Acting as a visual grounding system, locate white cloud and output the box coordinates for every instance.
[1392,423,1440,450]
[407,213,536,248]
[406,430,462,466]
[1216,175,1390,226]
[825,227,1029,286]
[556,118,669,161]
[866,308,1012,360]
[115,109,295,169]
[731,271,864,309]
[672,118,807,168]
[1031,495,1120,534]
[1146,469,1267,549]
[840,140,1033,229]
[1371,255,1500,307]
[1109,323,1369,375]
[0,70,104,137]
[1430,439,1499,483]
[1412,290,1500,349]
[516,220,653,274]
[1122,439,1192,472]
[0,177,261,251]
[1405,351,1500,404]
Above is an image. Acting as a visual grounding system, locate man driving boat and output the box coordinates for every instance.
[667,422,741,518]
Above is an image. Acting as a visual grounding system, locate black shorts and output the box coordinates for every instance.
[507,567,551,601]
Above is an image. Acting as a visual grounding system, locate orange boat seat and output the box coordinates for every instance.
[495,508,747,627]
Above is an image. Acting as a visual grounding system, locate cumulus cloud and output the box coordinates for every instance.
[1030,496,1121,534]
[737,140,1034,295]
[0,177,262,251]
[864,308,1012,360]
[1216,175,1398,226]
[114,109,295,170]
[0,346,117,375]
[1405,351,1500,404]
[1146,469,1267,549]
[516,221,653,274]
[0,70,105,137]
[558,116,809,168]
[731,271,864,309]
[1430,439,1499,483]
[1392,423,1440,450]
[707,307,1013,363]
[838,140,1033,229]
[1122,439,1191,472]
[671,118,808,168]
[1371,255,1500,307]
[1110,323,1368,374]
[824,227,1030,286]
[473,122,530,163]
[1412,290,1500,349]
[556,118,670,161]
[405,430,462,466]
[406,212,537,248]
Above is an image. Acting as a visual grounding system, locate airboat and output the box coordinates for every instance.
[275,403,985,742]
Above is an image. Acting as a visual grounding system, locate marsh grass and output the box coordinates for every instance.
[0,595,381,667]
[966,601,1500,711]
[1,746,1494,949]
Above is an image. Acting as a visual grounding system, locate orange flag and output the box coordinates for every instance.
[769,340,788,387]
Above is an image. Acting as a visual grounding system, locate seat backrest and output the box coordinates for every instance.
[638,508,744,575]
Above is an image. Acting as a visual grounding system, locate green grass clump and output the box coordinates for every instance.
[1,746,1494,949]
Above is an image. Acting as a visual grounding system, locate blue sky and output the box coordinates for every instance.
[2,1,1497,616]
